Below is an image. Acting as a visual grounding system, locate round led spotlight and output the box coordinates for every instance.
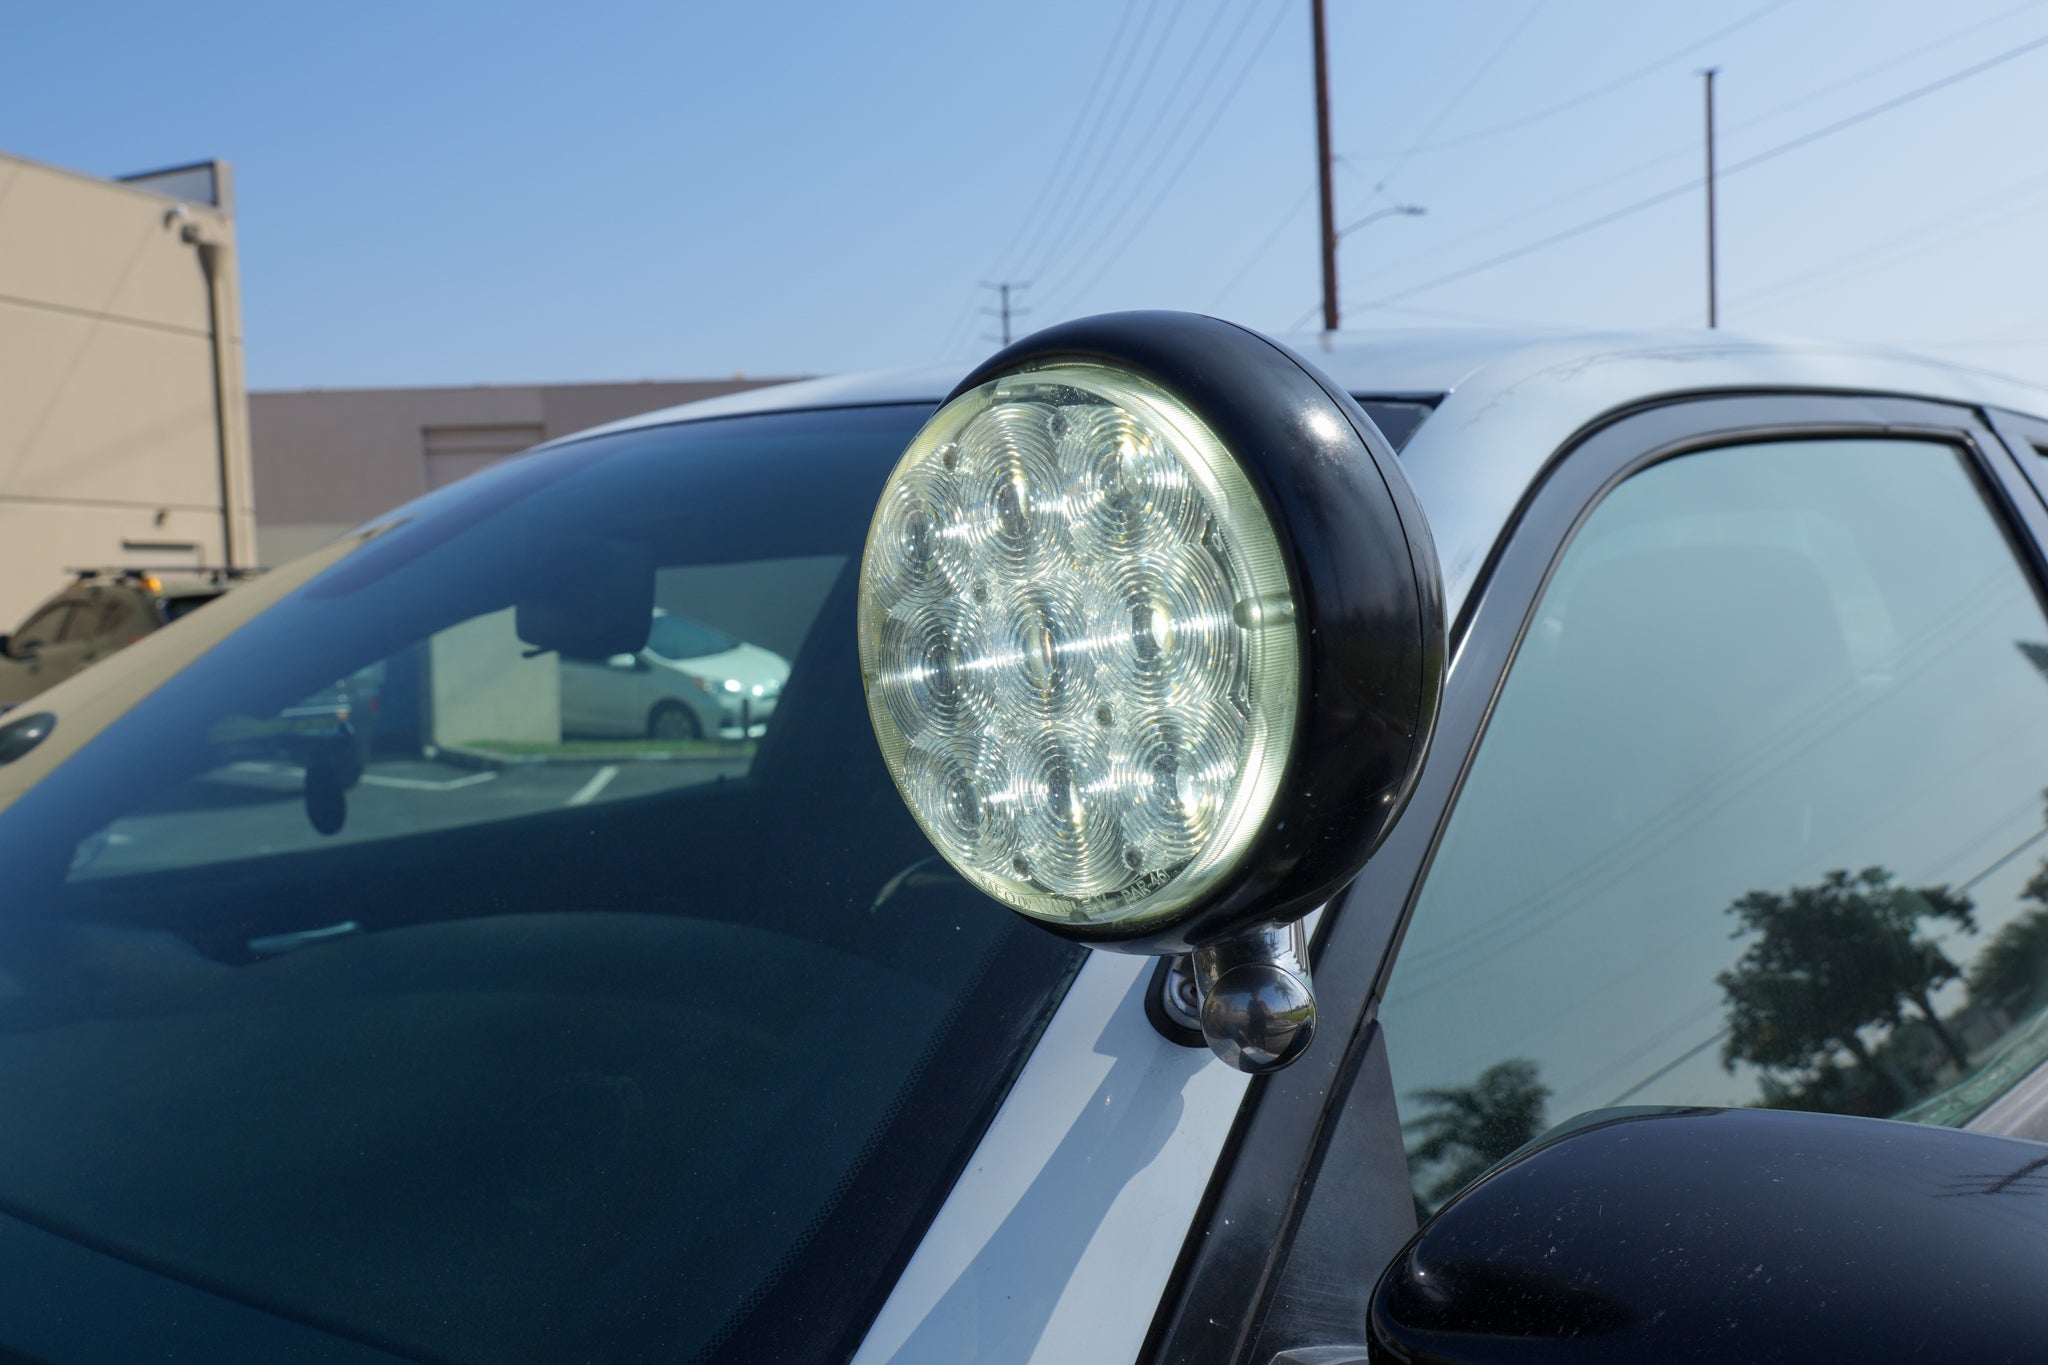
[860,311,1444,954]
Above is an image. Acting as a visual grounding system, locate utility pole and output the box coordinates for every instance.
[1312,0,1339,332]
[980,280,1031,346]
[1702,67,1719,328]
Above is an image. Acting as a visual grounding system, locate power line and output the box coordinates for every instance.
[981,0,1146,283]
[1604,1027,1732,1106]
[1017,0,1179,285]
[1955,824,2048,897]
[937,0,1150,359]
[1349,0,1797,161]
[1036,0,1294,318]
[1344,299,1573,329]
[1354,30,2048,312]
[1356,2,2048,300]
[1722,0,2048,140]
[978,280,1031,346]
[1373,0,1546,190]
[1285,299,1324,332]
[1728,172,2048,317]
[1030,0,1246,292]
[1209,182,1316,312]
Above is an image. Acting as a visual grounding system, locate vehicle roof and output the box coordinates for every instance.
[583,327,2048,623]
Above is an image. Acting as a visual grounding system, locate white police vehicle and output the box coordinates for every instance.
[2,315,2048,1363]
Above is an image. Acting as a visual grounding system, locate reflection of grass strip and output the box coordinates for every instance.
[466,739,753,760]
[1898,1004,2048,1127]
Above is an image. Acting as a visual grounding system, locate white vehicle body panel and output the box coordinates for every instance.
[849,951,1248,1365]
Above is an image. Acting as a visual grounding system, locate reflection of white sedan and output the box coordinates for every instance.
[559,611,788,741]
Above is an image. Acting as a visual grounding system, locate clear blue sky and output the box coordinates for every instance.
[7,0,2047,391]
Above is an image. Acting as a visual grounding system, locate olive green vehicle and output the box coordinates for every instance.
[0,568,254,715]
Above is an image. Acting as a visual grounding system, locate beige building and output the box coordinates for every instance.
[249,378,795,567]
[0,152,253,632]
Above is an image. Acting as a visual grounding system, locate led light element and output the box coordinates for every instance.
[859,362,1299,931]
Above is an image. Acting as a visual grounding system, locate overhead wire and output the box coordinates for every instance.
[1028,0,1245,294]
[1726,176,2048,319]
[936,0,1154,358]
[1036,0,1294,317]
[1347,0,1798,161]
[1352,30,2048,312]
[1016,0,1180,286]
[1372,0,1547,191]
[981,0,1147,281]
[1208,181,1316,312]
[1357,1,2048,299]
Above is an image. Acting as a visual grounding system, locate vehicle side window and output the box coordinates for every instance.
[647,614,739,660]
[1381,437,2048,1210]
[79,597,136,641]
[161,594,214,623]
[10,604,71,652]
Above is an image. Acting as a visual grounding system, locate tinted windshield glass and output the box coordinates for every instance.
[161,593,216,622]
[0,406,1083,1364]
[646,613,739,660]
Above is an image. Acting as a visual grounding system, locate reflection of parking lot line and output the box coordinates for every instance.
[566,765,619,807]
[223,761,497,793]
[361,771,497,792]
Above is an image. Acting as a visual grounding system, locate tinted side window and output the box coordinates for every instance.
[1355,398,1435,453]
[161,594,215,622]
[10,604,71,652]
[80,596,139,641]
[54,600,103,643]
[1382,438,2048,1209]
[647,613,740,660]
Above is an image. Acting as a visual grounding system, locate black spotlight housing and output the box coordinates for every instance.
[934,311,1445,955]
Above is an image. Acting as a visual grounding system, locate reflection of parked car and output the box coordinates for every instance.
[0,567,255,715]
[559,610,788,740]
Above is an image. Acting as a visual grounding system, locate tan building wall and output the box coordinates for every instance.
[249,377,797,567]
[0,152,253,632]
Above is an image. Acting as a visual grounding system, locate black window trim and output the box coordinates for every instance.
[1987,406,2048,509]
[1144,388,2048,1365]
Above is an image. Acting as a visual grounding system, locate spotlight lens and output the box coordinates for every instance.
[859,362,1298,930]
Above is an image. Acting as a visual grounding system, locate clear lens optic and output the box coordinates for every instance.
[859,362,1299,930]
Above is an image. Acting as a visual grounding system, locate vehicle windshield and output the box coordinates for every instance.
[160,592,218,622]
[647,613,738,660]
[0,405,1083,1364]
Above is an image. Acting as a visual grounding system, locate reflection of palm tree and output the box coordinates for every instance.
[1969,876,2048,1018]
[1720,868,1975,1085]
[1405,1059,1549,1206]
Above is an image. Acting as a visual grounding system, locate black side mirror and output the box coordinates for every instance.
[0,634,10,657]
[1368,1106,2048,1362]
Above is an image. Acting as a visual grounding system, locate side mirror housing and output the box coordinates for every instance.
[1370,1106,2048,1362]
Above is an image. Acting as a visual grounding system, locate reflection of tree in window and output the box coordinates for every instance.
[1719,868,1974,1114]
[1404,1058,1549,1208]
[1970,880,2048,1021]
